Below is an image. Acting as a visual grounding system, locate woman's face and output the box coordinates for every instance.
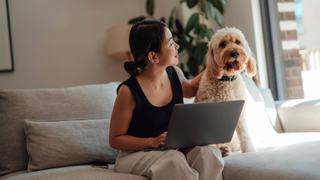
[158,27,180,66]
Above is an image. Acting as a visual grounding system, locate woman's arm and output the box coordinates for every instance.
[109,84,166,151]
[173,66,204,98]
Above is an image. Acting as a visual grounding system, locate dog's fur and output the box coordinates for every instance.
[195,27,258,156]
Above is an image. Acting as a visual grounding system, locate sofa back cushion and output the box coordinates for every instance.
[276,99,320,132]
[0,82,120,176]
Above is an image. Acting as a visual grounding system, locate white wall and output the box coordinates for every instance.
[0,0,180,89]
[0,0,263,89]
[223,0,268,88]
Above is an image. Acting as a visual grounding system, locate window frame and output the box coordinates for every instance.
[259,0,288,100]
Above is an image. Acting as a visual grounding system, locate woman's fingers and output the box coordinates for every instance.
[160,132,167,141]
[150,131,168,148]
[161,131,167,137]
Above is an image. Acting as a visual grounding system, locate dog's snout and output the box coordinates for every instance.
[230,50,239,58]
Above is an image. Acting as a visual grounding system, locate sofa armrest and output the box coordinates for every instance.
[275,99,320,132]
[258,88,284,133]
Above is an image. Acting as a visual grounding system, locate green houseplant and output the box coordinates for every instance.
[129,0,227,77]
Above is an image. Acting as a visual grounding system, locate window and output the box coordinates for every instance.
[260,0,320,100]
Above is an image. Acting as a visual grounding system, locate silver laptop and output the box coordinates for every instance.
[145,100,244,151]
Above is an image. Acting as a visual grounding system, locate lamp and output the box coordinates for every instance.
[106,24,133,61]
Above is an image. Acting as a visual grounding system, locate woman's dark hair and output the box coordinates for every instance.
[124,19,168,76]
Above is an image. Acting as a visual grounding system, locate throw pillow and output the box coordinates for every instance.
[24,118,119,172]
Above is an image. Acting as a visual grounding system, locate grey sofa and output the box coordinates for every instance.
[1,75,320,180]
[223,75,320,180]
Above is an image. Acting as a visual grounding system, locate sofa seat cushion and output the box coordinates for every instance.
[0,166,148,180]
[256,132,320,151]
[223,132,320,180]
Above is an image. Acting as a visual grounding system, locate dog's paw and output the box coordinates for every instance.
[217,144,232,157]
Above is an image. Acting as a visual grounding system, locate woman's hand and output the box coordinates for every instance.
[150,131,167,148]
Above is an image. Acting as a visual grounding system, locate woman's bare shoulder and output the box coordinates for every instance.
[117,84,135,103]
[172,66,188,83]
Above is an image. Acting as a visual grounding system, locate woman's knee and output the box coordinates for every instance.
[201,146,224,167]
[189,146,224,165]
[196,145,221,156]
[158,150,191,169]
[163,150,186,162]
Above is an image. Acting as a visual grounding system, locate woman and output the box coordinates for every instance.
[109,20,224,180]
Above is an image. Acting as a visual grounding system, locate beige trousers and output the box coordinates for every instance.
[114,145,224,180]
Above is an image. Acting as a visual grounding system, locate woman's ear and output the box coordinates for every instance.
[245,51,257,77]
[147,51,159,64]
[206,46,223,79]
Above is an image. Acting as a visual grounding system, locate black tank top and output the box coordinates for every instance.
[117,66,184,138]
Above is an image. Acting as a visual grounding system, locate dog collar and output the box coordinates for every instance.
[218,75,237,81]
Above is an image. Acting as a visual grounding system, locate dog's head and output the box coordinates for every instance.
[206,27,257,79]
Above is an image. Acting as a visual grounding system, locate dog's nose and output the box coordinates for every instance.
[230,50,239,58]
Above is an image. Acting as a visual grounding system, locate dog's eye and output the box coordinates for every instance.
[236,40,240,44]
[220,42,226,47]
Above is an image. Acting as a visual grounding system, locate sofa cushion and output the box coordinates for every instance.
[24,118,119,172]
[223,132,320,180]
[0,166,147,180]
[0,82,120,176]
[276,99,320,132]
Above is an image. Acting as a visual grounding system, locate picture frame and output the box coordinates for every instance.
[0,0,14,72]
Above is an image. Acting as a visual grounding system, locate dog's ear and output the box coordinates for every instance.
[245,51,257,77]
[205,45,223,79]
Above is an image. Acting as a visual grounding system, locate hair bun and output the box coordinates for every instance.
[124,61,139,76]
